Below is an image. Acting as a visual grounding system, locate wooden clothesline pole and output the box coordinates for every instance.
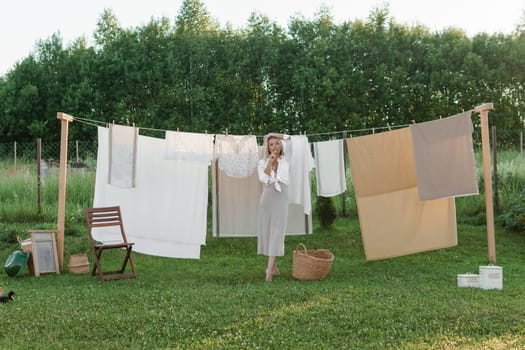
[57,112,74,270]
[474,102,496,264]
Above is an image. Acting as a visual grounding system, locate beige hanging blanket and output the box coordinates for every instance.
[409,111,479,200]
[346,128,457,261]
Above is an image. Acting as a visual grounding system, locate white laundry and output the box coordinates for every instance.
[214,134,258,178]
[288,135,315,215]
[165,130,214,163]
[108,124,138,188]
[314,139,347,197]
[94,127,210,259]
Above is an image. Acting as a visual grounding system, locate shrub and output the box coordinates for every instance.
[500,188,525,233]
[316,196,336,229]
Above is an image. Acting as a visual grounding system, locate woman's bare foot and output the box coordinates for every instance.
[265,270,273,282]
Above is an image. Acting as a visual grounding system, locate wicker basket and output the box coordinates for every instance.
[68,253,90,274]
[292,243,334,281]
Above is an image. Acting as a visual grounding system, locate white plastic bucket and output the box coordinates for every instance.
[479,265,503,290]
[457,273,480,288]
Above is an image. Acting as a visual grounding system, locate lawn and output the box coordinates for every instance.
[1,216,524,349]
[0,157,524,349]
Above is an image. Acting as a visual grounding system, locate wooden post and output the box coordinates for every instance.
[76,140,79,163]
[492,126,499,213]
[13,141,17,173]
[474,103,496,264]
[57,112,74,270]
[37,138,42,215]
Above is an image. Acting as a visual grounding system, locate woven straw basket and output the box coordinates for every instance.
[292,243,334,281]
[68,253,90,274]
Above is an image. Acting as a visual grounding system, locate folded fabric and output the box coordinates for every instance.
[410,111,479,200]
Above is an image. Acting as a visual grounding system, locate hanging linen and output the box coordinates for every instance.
[288,135,315,215]
[313,139,347,197]
[94,127,209,259]
[165,130,214,163]
[212,144,313,237]
[214,134,258,178]
[346,128,457,261]
[409,111,479,200]
[108,124,138,188]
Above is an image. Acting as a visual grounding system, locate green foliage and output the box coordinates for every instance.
[316,196,336,229]
[1,3,525,141]
[500,188,525,232]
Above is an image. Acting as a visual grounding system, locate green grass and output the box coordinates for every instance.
[1,158,525,349]
[1,220,524,349]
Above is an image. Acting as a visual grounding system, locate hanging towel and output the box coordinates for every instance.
[214,134,258,178]
[314,139,347,197]
[94,127,209,259]
[288,135,315,215]
[165,130,214,164]
[410,111,479,200]
[108,124,138,188]
[346,128,457,261]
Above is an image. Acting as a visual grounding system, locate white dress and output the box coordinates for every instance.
[257,140,292,256]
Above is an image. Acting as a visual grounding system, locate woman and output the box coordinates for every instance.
[257,133,292,282]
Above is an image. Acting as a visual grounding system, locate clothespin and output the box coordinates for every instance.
[372,127,375,134]
[177,127,179,132]
[225,128,228,136]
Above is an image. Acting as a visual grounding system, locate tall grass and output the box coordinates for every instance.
[0,159,95,231]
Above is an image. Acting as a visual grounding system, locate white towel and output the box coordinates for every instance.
[314,139,347,197]
[165,130,214,164]
[288,135,315,215]
[108,124,138,188]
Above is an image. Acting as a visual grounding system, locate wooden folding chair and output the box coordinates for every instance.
[85,206,137,281]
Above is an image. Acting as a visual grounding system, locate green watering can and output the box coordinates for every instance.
[4,250,30,277]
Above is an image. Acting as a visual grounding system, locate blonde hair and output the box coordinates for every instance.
[262,135,284,159]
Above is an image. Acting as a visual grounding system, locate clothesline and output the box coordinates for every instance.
[72,107,477,142]
[72,115,409,141]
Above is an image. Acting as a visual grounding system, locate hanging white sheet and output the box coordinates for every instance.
[288,135,315,215]
[410,111,479,200]
[108,124,138,188]
[94,127,209,259]
[313,139,347,197]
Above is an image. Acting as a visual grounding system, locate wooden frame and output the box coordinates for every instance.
[28,230,60,276]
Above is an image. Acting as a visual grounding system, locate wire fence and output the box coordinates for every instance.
[0,128,523,169]
[0,140,98,169]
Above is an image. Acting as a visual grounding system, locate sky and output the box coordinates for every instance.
[1,0,524,76]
